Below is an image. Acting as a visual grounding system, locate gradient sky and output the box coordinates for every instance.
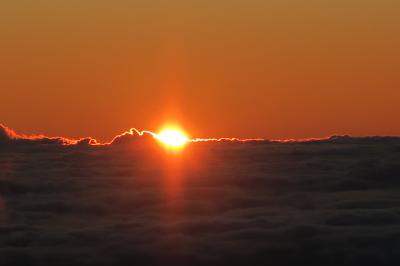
[1,0,399,141]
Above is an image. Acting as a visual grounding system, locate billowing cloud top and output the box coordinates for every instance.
[0,124,77,146]
[1,123,400,150]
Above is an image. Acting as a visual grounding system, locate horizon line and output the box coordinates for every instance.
[1,123,400,147]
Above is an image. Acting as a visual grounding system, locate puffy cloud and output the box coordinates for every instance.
[0,125,157,149]
[109,128,156,145]
[0,124,102,148]
[0,124,76,147]
[0,124,19,143]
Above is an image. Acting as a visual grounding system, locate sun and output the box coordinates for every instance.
[156,129,188,148]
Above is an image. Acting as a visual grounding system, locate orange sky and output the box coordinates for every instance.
[1,1,399,141]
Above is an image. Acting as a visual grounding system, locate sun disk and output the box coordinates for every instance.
[157,129,188,148]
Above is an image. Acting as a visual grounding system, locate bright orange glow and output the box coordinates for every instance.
[156,129,188,148]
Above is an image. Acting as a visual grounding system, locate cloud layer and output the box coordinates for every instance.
[1,124,400,265]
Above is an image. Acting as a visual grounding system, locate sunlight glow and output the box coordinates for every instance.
[157,129,188,148]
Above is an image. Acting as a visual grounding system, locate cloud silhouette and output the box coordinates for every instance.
[0,124,78,147]
[109,128,156,145]
[0,124,19,143]
[0,124,157,149]
[1,124,400,265]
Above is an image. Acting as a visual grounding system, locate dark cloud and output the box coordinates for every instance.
[0,124,18,143]
[109,128,156,146]
[0,124,77,148]
[0,124,156,149]
[1,124,400,265]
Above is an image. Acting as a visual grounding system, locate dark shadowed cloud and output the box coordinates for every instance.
[1,124,400,265]
[0,124,80,147]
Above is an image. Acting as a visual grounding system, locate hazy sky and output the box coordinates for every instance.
[1,0,399,141]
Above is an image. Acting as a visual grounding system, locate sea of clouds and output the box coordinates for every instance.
[1,124,400,265]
